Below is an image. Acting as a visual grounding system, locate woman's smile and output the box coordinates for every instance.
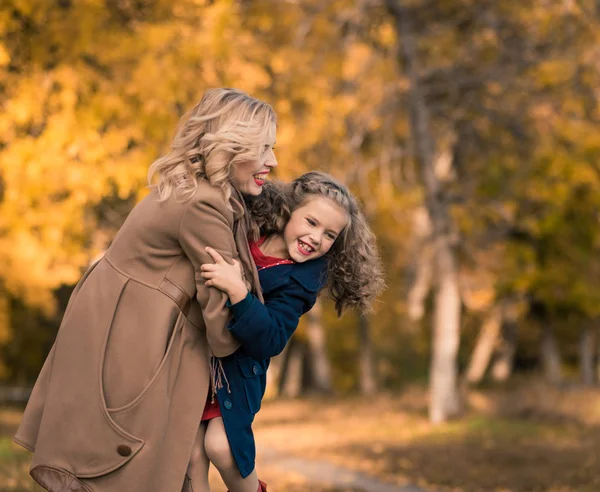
[253,171,269,187]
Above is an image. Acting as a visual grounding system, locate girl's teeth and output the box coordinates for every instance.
[299,241,313,253]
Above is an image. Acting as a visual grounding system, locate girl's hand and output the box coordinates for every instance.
[200,247,248,304]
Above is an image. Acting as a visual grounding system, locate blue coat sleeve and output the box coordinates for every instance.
[226,277,318,360]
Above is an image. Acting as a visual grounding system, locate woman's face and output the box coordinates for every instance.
[231,122,278,196]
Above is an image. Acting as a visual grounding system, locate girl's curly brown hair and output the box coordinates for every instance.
[246,171,385,315]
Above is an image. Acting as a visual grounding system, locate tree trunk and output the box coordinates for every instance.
[491,301,519,382]
[264,344,289,399]
[358,313,377,395]
[279,337,306,398]
[430,248,462,422]
[596,325,600,385]
[464,305,503,384]
[304,300,333,393]
[387,0,462,423]
[540,323,562,384]
[407,207,434,323]
[580,326,595,386]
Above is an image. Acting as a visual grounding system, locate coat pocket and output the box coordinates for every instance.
[101,280,182,411]
[106,310,184,417]
[236,357,265,414]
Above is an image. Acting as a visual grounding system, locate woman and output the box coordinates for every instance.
[14,88,277,492]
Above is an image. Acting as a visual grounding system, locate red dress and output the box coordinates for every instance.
[201,237,294,421]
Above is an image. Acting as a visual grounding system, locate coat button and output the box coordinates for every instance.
[117,445,132,457]
[252,365,259,375]
[223,399,232,410]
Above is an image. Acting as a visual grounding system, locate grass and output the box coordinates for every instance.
[2,380,600,491]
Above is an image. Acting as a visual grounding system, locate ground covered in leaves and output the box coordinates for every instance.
[2,380,599,491]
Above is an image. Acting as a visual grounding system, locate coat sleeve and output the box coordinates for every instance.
[179,195,242,358]
[226,277,318,360]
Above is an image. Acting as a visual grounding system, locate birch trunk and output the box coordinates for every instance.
[540,323,562,384]
[305,300,333,393]
[264,344,289,399]
[279,337,306,398]
[596,325,600,384]
[386,0,462,422]
[580,326,595,386]
[464,305,503,384]
[491,304,518,382]
[358,313,377,395]
[407,207,434,322]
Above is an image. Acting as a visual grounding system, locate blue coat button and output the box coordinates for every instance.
[252,365,259,375]
[223,399,232,410]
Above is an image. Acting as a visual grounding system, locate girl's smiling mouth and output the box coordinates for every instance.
[297,239,315,255]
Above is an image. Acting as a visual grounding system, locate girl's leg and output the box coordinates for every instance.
[184,422,211,492]
[204,417,260,492]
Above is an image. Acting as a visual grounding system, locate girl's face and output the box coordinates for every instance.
[231,122,277,196]
[282,196,348,263]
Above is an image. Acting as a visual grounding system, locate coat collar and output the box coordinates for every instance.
[229,185,264,303]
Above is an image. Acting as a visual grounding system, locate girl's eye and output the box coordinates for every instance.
[306,218,316,226]
[327,233,337,240]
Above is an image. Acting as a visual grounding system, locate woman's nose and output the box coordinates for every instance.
[265,152,278,169]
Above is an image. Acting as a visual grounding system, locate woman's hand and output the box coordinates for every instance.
[201,247,249,304]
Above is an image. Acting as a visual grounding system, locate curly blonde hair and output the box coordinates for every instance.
[246,172,385,315]
[148,88,277,203]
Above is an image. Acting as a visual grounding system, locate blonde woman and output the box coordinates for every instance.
[14,88,277,492]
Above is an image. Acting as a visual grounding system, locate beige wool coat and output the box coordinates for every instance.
[14,180,262,492]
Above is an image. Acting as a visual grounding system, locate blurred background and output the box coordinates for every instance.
[1,0,600,491]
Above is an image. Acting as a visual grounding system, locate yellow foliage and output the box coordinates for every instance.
[2,0,599,386]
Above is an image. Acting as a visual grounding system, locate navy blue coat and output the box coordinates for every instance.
[214,256,327,478]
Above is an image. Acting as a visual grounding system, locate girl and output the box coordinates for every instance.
[187,172,385,492]
[15,88,278,492]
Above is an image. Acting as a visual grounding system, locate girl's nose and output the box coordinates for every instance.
[309,234,321,247]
